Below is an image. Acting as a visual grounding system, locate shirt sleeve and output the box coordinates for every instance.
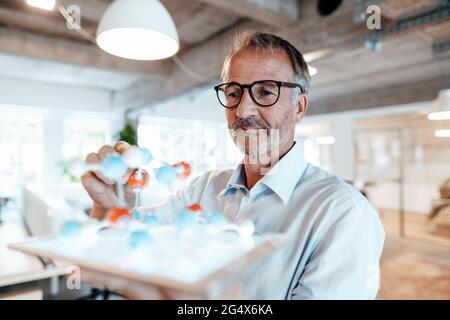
[291,199,385,300]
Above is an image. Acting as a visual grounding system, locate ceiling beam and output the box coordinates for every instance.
[379,0,441,20]
[0,6,96,42]
[159,0,241,45]
[0,27,170,76]
[57,0,110,22]
[175,5,241,45]
[0,0,109,23]
[278,0,369,53]
[113,78,168,110]
[196,0,299,28]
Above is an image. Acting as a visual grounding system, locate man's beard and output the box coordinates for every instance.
[228,113,293,161]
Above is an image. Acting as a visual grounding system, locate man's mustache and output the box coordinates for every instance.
[231,116,270,131]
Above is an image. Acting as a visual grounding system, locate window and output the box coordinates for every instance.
[62,117,112,186]
[0,111,43,198]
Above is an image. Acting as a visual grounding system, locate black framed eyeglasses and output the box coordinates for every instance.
[214,80,304,109]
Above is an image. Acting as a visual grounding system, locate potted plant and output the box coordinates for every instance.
[116,121,138,145]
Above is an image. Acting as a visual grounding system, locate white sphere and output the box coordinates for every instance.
[122,146,145,168]
[238,220,255,238]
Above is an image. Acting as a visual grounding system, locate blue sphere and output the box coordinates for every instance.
[60,220,82,237]
[129,230,152,248]
[175,211,197,229]
[155,165,176,185]
[143,215,160,227]
[131,209,142,220]
[102,155,128,180]
[208,212,226,224]
[140,148,154,164]
[178,210,196,220]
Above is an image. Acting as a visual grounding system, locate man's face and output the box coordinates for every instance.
[223,48,307,158]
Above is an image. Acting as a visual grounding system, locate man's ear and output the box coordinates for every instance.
[294,95,308,124]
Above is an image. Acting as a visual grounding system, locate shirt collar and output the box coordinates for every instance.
[218,162,246,197]
[219,141,308,204]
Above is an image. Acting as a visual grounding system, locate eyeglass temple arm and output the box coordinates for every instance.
[279,82,305,93]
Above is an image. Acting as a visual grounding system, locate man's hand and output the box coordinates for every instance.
[81,141,135,220]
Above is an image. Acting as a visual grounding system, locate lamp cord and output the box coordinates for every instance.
[57,4,96,44]
[171,55,209,81]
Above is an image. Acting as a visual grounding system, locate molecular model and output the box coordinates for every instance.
[61,146,255,250]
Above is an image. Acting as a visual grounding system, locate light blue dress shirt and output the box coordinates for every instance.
[142,141,385,299]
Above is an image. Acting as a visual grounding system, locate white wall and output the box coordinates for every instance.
[0,77,114,112]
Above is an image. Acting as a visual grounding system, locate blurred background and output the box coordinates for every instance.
[0,0,449,299]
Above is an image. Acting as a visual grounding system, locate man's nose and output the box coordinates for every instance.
[236,89,258,119]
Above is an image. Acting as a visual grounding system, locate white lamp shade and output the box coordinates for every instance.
[428,89,450,120]
[96,0,179,61]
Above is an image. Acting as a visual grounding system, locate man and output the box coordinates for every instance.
[81,31,385,299]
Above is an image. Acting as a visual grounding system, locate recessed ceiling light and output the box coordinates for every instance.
[428,111,450,120]
[26,0,55,11]
[434,130,450,138]
[315,136,335,144]
[309,66,318,76]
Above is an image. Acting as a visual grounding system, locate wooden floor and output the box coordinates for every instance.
[379,209,450,247]
[1,207,449,299]
[0,209,42,277]
[378,235,450,299]
[378,209,450,299]
[0,207,44,299]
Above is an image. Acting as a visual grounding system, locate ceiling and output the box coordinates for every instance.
[0,52,141,90]
[0,0,449,115]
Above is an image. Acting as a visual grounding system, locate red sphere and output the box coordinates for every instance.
[173,161,191,180]
[127,169,149,189]
[108,208,131,224]
[186,203,202,213]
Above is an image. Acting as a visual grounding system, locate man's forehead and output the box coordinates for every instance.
[225,48,293,81]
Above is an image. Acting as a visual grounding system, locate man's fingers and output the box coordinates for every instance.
[98,145,115,161]
[121,168,133,185]
[81,171,108,194]
[114,141,131,154]
[81,172,120,209]
[85,152,100,165]
[85,152,114,185]
[85,143,134,186]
